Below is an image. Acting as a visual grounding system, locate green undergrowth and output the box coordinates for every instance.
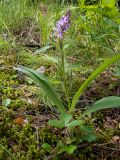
[0,107,119,159]
[0,45,119,159]
[0,0,120,159]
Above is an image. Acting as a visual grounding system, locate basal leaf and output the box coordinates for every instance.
[15,66,65,113]
[60,113,72,126]
[71,54,120,112]
[81,96,120,118]
[34,46,53,54]
[48,119,64,128]
[48,113,72,128]
[67,120,82,128]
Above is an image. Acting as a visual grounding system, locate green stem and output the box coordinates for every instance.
[59,40,70,108]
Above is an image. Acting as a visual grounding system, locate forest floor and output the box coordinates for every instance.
[0,1,120,160]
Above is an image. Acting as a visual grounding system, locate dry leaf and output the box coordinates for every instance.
[36,66,46,73]
[14,117,28,125]
[112,136,119,142]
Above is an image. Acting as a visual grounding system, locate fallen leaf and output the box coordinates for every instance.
[14,117,28,125]
[36,66,46,73]
[112,136,119,142]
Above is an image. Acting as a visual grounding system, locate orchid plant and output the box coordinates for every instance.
[16,10,120,130]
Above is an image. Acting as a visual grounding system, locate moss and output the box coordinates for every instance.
[0,2,120,159]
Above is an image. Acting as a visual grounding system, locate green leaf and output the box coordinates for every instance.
[42,143,51,152]
[80,124,95,134]
[80,125,96,142]
[102,0,115,8]
[67,120,82,128]
[48,119,64,128]
[59,145,77,154]
[43,55,58,64]
[15,66,65,113]
[48,113,72,128]
[81,96,120,118]
[60,113,72,126]
[2,99,11,107]
[70,54,120,112]
[34,46,53,54]
[80,134,96,142]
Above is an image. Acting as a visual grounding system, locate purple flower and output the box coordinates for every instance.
[54,10,71,40]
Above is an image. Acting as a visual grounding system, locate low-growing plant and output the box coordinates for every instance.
[16,9,120,154]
